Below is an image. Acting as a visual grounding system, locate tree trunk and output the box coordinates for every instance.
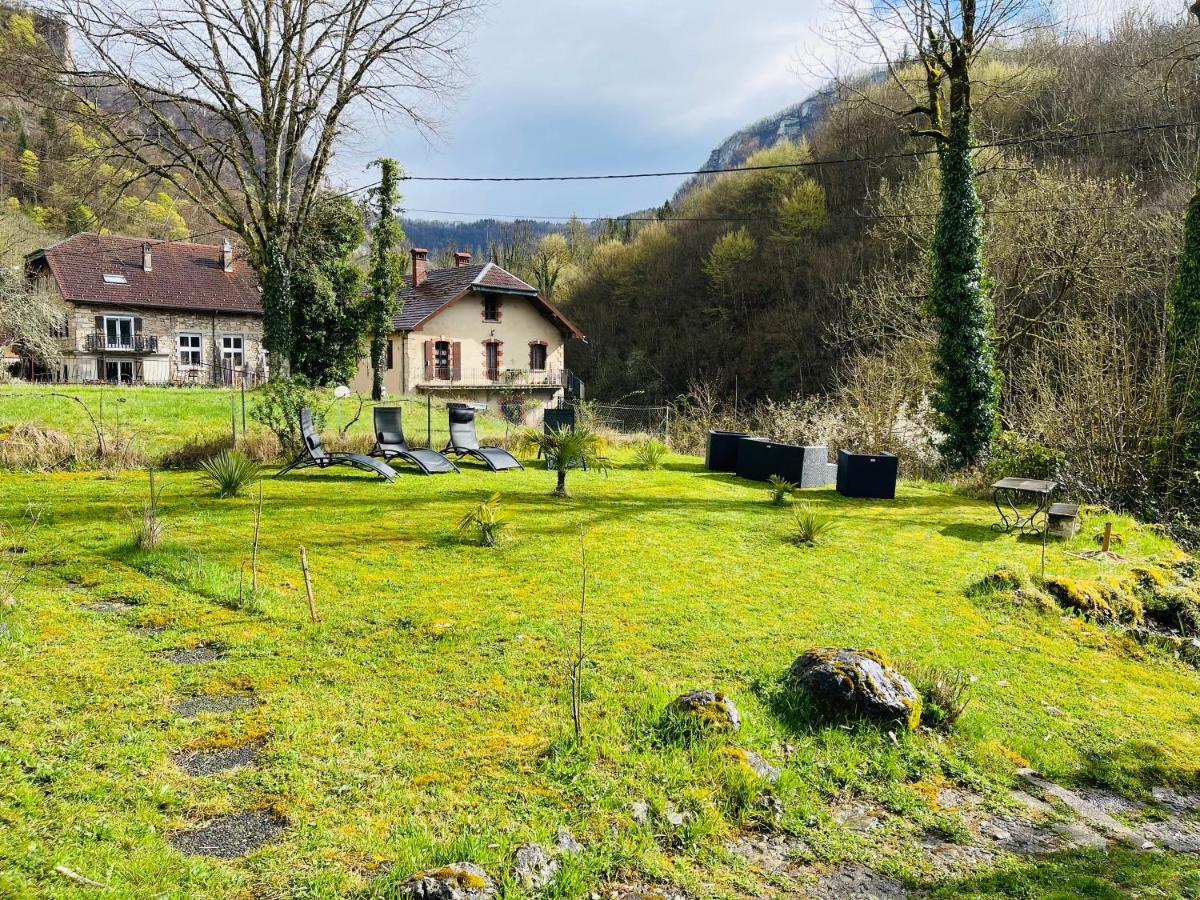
[370,331,386,401]
[260,242,293,379]
[556,468,568,496]
[929,108,999,468]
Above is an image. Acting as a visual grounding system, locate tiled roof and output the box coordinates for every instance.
[393,261,583,338]
[27,233,262,315]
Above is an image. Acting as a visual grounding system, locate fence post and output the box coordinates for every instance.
[427,393,432,448]
[230,394,237,446]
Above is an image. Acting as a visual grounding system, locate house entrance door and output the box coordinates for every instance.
[485,342,499,380]
[104,360,134,383]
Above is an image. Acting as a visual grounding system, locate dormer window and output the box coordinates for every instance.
[102,274,128,284]
[482,294,500,322]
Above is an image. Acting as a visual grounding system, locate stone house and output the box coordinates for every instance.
[350,248,585,415]
[24,233,265,385]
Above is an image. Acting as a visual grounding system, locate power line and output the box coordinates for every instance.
[327,119,1199,197]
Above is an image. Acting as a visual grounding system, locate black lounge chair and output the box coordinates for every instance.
[443,403,523,471]
[275,408,397,481]
[371,407,459,475]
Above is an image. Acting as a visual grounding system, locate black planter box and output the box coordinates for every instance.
[836,449,899,499]
[706,430,749,472]
[543,407,576,433]
[735,437,825,484]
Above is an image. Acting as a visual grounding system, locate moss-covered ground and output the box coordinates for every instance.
[2,388,1200,897]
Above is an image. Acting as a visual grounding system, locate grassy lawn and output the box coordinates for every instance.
[2,389,1200,897]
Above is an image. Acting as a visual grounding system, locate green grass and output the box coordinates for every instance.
[0,384,510,459]
[1,392,1200,896]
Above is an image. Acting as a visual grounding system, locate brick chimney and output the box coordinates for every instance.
[411,247,429,286]
[454,251,472,268]
[221,238,234,273]
[142,242,152,272]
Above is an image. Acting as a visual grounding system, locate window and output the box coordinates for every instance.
[529,343,547,371]
[221,334,244,367]
[482,294,500,321]
[433,340,450,378]
[178,333,202,367]
[104,360,134,383]
[49,315,68,339]
[103,315,134,349]
[485,341,500,379]
[385,339,394,371]
[102,274,128,285]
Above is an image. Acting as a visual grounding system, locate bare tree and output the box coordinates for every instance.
[39,0,480,370]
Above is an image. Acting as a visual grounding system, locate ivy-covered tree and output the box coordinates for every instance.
[290,196,367,385]
[365,158,406,401]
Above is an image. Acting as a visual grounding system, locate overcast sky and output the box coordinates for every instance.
[331,0,834,222]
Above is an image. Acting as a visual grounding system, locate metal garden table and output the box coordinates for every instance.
[990,477,1058,534]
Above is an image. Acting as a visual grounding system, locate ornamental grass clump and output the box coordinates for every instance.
[457,492,505,547]
[789,503,836,547]
[199,449,262,498]
[767,474,796,504]
[633,438,668,470]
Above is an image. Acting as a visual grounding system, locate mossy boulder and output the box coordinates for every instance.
[786,648,922,731]
[668,689,741,733]
[396,862,495,899]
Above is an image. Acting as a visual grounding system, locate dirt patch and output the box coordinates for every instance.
[128,624,166,637]
[172,743,259,776]
[85,598,137,614]
[1152,787,1200,816]
[172,693,258,718]
[726,831,810,875]
[974,814,1064,856]
[599,883,689,900]
[830,798,888,833]
[802,864,906,899]
[918,832,996,876]
[165,644,225,664]
[168,809,284,858]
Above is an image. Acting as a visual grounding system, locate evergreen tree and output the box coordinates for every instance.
[365,158,406,401]
[290,196,367,385]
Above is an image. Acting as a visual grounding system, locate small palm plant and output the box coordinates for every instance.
[199,449,262,498]
[457,492,505,547]
[767,474,796,504]
[522,426,609,497]
[633,439,668,470]
[789,503,837,547]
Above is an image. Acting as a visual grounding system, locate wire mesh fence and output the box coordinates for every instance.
[579,402,672,436]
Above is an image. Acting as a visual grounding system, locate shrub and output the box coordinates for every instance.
[238,430,283,464]
[128,469,165,549]
[521,426,609,497]
[198,450,262,498]
[788,503,836,546]
[633,439,668,470]
[457,492,505,547]
[0,422,77,471]
[767,474,796,504]
[250,378,325,454]
[985,431,1065,483]
[900,662,972,731]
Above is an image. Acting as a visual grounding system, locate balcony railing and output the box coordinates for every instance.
[420,366,570,389]
[83,332,159,353]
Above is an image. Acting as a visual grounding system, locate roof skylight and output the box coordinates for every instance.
[102,274,128,284]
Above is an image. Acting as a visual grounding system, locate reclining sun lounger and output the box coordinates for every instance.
[275,408,397,481]
[371,406,459,475]
[443,403,523,472]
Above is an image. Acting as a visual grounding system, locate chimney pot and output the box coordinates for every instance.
[142,242,152,272]
[454,251,472,268]
[221,238,234,273]
[411,247,429,286]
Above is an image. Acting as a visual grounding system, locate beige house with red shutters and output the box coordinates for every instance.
[350,248,585,412]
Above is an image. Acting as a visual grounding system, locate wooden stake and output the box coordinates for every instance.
[299,545,318,623]
[251,483,263,599]
[1102,522,1113,553]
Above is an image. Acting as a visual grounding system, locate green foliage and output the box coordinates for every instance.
[929,117,1000,468]
[127,468,164,549]
[456,491,505,547]
[899,662,972,731]
[260,239,293,366]
[521,426,609,496]
[985,432,1064,482]
[1168,186,1200,485]
[767,474,796,504]
[198,449,262,498]
[788,502,837,546]
[632,439,668,470]
[250,378,325,454]
[290,196,367,385]
[366,158,406,400]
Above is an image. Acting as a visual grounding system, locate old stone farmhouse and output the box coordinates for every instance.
[24,233,265,385]
[349,248,585,412]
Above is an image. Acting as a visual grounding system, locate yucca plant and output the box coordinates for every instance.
[767,474,796,504]
[199,449,262,498]
[522,426,609,497]
[633,439,668,470]
[789,503,837,547]
[457,492,505,547]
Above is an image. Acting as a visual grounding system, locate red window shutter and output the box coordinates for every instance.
[133,317,143,332]
[94,315,102,330]
[423,339,433,377]
[450,341,461,380]
[386,339,394,370]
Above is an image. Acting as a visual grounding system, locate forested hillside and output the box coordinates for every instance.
[560,18,1200,527]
